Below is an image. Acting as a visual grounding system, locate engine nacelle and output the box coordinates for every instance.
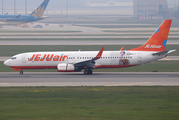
[57,63,75,72]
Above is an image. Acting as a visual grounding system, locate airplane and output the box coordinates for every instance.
[0,0,49,26]
[4,19,176,75]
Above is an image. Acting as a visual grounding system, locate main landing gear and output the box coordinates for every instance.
[84,69,93,75]
[20,70,23,75]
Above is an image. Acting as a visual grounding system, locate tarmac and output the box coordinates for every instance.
[0,72,178,86]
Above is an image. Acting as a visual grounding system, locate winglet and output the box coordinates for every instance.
[120,47,124,51]
[94,47,104,60]
[167,49,176,55]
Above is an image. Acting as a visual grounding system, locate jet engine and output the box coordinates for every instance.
[57,63,81,72]
[57,63,77,72]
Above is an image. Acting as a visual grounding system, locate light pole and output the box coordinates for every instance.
[25,0,27,15]
[2,0,3,14]
[14,0,16,14]
[66,0,68,24]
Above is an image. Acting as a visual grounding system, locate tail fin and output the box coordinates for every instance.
[129,19,172,51]
[30,0,49,17]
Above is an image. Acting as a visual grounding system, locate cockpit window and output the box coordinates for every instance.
[11,57,17,60]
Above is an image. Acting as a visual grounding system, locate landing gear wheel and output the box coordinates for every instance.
[20,71,23,75]
[84,70,88,75]
[84,69,93,75]
[88,69,93,74]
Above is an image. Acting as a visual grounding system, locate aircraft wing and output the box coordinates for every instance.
[74,47,104,69]
[0,14,21,21]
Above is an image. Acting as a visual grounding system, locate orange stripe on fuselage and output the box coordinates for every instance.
[96,65,136,68]
[9,65,137,70]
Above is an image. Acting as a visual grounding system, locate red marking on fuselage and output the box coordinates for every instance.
[28,54,35,61]
[46,54,54,61]
[28,54,68,62]
[53,55,60,61]
[62,55,68,61]
[34,54,41,61]
[9,65,137,70]
[40,54,47,61]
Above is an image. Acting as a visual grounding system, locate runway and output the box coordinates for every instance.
[0,72,178,86]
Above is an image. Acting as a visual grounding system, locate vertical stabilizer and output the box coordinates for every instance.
[30,0,49,17]
[129,19,172,51]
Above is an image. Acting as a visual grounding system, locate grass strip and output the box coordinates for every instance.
[0,45,178,56]
[0,61,179,72]
[0,86,179,120]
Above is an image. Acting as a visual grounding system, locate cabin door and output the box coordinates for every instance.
[138,53,142,62]
[22,54,26,63]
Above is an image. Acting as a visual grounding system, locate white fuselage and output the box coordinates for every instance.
[4,50,165,70]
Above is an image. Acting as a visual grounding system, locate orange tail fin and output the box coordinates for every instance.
[129,19,172,51]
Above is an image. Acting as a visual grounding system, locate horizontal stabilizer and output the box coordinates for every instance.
[166,49,176,55]
[42,16,50,19]
[152,49,176,56]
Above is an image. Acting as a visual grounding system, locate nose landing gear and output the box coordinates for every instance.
[84,69,93,75]
[20,71,23,75]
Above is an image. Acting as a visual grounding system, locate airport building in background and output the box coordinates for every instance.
[133,0,168,19]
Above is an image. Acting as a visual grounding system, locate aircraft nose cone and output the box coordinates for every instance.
[4,60,10,66]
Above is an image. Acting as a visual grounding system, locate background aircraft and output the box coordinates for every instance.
[0,0,49,26]
[4,19,175,75]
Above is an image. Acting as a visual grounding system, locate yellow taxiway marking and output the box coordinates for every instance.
[106,82,151,86]
[163,58,171,60]
[0,83,9,85]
